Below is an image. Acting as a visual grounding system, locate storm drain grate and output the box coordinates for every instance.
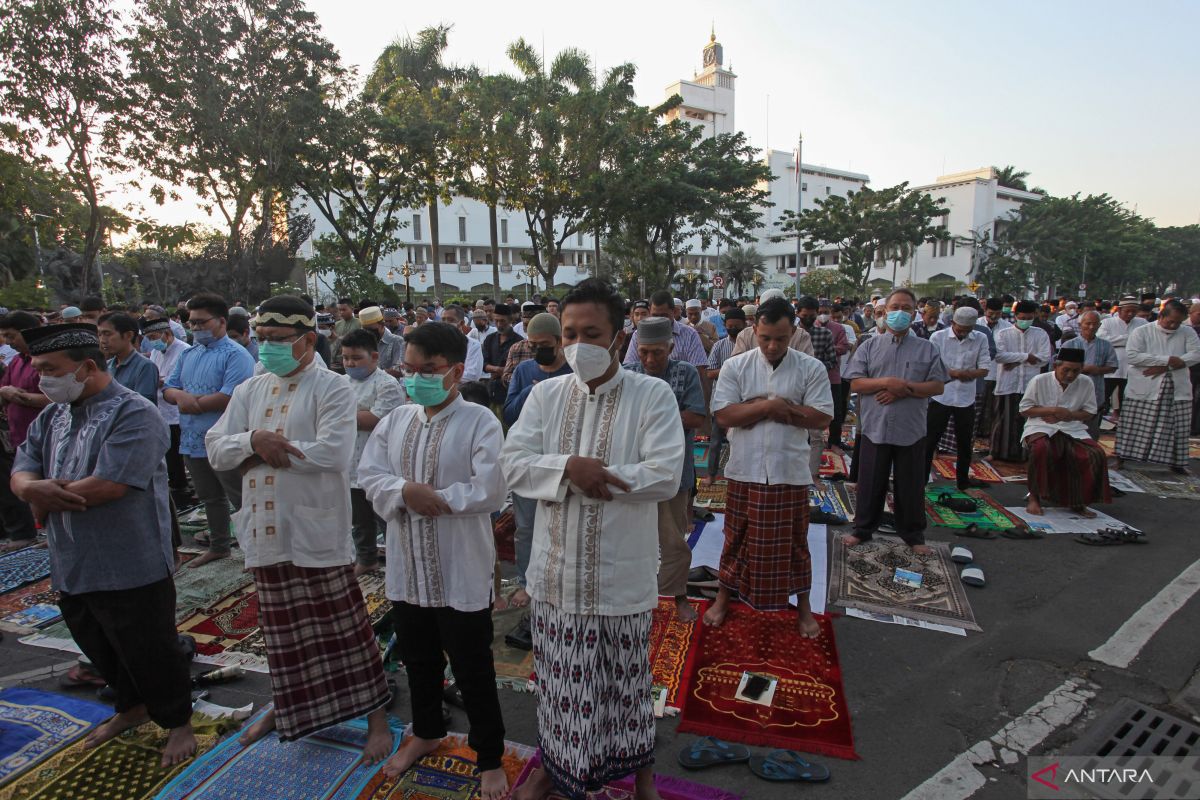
[1070,698,1200,757]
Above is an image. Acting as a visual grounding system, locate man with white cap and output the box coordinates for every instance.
[1056,301,1082,340]
[358,305,405,376]
[672,297,684,322]
[924,307,992,489]
[1097,295,1147,417]
[684,299,717,353]
[512,301,535,337]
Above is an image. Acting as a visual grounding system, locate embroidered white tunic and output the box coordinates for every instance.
[1098,315,1148,379]
[357,395,506,612]
[500,368,685,617]
[1019,372,1097,441]
[993,326,1052,396]
[205,360,356,569]
[1124,322,1200,402]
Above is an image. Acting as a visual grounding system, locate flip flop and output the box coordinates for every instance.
[954,523,996,540]
[59,662,107,689]
[1001,525,1043,540]
[950,546,974,564]
[960,563,986,587]
[748,750,831,782]
[1075,530,1124,546]
[1100,527,1148,544]
[677,737,752,770]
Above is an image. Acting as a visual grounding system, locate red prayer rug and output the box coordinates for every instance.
[177,581,263,669]
[677,605,858,759]
[819,450,850,478]
[649,596,707,710]
[932,455,1004,483]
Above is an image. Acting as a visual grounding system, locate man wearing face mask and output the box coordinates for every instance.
[990,300,1052,462]
[439,305,484,383]
[142,318,193,507]
[925,307,992,490]
[12,322,197,767]
[467,309,496,345]
[205,295,394,762]
[975,297,1013,439]
[481,304,523,406]
[1097,296,1148,419]
[358,305,405,377]
[163,293,255,567]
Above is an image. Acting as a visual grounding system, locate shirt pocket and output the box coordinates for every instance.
[904,360,928,382]
[290,504,345,563]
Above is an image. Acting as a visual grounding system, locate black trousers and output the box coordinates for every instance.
[59,577,192,729]
[166,424,188,493]
[1104,377,1127,416]
[975,380,997,438]
[829,382,850,447]
[350,488,383,567]
[393,601,505,771]
[925,403,977,489]
[0,447,35,541]
[852,434,928,545]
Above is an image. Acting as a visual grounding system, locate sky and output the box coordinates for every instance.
[111,0,1200,229]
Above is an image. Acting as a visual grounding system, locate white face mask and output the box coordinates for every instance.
[817,314,831,325]
[563,336,618,382]
[876,316,887,330]
[40,364,89,404]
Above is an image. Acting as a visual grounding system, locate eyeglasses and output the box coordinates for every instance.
[400,365,451,379]
[258,333,303,345]
[188,316,215,329]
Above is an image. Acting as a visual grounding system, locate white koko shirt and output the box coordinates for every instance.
[1124,322,1200,402]
[929,328,992,408]
[1019,371,1097,441]
[993,325,1052,396]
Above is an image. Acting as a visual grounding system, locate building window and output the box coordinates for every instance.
[484,253,493,264]
[832,253,839,264]
[458,216,467,242]
[825,186,831,195]
[950,240,956,256]
[413,214,422,240]
[444,251,456,264]
[576,232,583,247]
[500,219,508,244]
[801,182,808,192]
[818,254,826,266]
[939,239,949,257]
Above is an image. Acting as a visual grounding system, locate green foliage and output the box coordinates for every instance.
[0,275,51,309]
[307,234,392,302]
[717,244,766,298]
[0,147,92,284]
[797,268,859,300]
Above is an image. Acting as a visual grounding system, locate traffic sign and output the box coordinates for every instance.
[713,274,725,288]
[1079,283,1087,290]
[1077,289,1086,298]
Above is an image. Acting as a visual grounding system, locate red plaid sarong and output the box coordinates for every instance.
[253,562,390,741]
[718,480,811,611]
[1026,432,1112,508]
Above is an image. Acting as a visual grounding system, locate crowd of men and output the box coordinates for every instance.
[0,283,1197,800]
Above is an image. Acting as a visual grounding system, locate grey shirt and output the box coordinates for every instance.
[378,328,405,372]
[1078,335,1118,409]
[14,381,173,594]
[844,331,949,447]
[625,359,706,492]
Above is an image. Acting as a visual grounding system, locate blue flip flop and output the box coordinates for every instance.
[677,737,751,769]
[749,749,831,782]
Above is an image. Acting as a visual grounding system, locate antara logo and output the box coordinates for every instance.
[1031,762,1060,790]
[1064,767,1155,784]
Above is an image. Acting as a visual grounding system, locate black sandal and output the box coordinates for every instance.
[955,523,996,540]
[1076,530,1124,546]
[937,492,978,515]
[1001,524,1043,540]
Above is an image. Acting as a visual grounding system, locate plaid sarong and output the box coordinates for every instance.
[252,562,390,741]
[1026,432,1112,508]
[718,480,811,611]
[989,394,1026,462]
[1115,373,1191,468]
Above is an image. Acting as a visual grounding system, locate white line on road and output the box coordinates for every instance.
[901,555,1200,800]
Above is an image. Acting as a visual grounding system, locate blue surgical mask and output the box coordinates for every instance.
[886,310,913,332]
[404,372,453,406]
[191,329,215,346]
[345,365,373,381]
[148,339,168,352]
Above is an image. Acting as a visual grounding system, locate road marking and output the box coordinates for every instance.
[903,555,1200,800]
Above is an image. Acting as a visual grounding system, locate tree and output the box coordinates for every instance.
[125,0,343,300]
[993,165,1030,191]
[367,25,472,299]
[797,268,858,300]
[1145,225,1200,296]
[0,145,92,285]
[718,244,766,298]
[0,0,128,292]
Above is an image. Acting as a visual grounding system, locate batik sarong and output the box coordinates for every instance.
[1026,432,1112,507]
[989,394,1026,462]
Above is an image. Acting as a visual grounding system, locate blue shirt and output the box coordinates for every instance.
[625,359,705,492]
[13,382,173,594]
[165,335,255,457]
[504,359,572,427]
[108,350,159,406]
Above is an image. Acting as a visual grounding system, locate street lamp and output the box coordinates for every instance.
[31,213,54,276]
[519,266,539,300]
[395,261,419,304]
[793,132,803,298]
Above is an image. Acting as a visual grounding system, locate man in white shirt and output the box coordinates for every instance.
[706,298,833,638]
[358,322,509,800]
[990,300,1052,462]
[439,305,485,382]
[1020,347,1111,516]
[467,309,497,345]
[205,295,392,762]
[500,279,683,800]
[341,329,405,577]
[976,297,1013,438]
[1055,301,1082,341]
[1097,296,1147,417]
[1115,300,1200,474]
[142,317,193,505]
[925,307,992,489]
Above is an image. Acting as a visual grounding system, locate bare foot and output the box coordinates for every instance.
[843,533,865,547]
[480,766,510,800]
[1171,466,1191,476]
[187,550,228,569]
[381,733,441,778]
[513,766,555,800]
[161,724,197,767]
[798,610,821,639]
[354,562,381,579]
[508,587,531,609]
[910,544,933,556]
[674,596,698,624]
[238,708,276,747]
[1026,497,1044,516]
[84,706,150,750]
[634,766,662,800]
[702,589,729,628]
[361,709,393,765]
[1073,507,1097,518]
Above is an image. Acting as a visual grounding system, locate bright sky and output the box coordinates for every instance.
[114,0,1200,229]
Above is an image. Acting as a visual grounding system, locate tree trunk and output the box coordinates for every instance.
[489,204,500,299]
[593,224,602,280]
[428,197,442,299]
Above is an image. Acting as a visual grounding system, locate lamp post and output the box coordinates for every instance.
[396,261,418,304]
[31,213,54,277]
[520,266,539,300]
[793,133,803,298]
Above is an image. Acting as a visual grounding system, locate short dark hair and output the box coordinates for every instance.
[756,297,796,326]
[337,297,353,307]
[0,311,42,332]
[64,346,108,370]
[341,328,379,352]
[798,296,820,311]
[187,292,229,320]
[97,312,139,338]
[985,297,1004,311]
[403,321,467,364]
[459,381,491,406]
[562,279,626,337]
[1163,299,1187,317]
[441,304,467,324]
[885,288,917,305]
[225,315,250,336]
[1015,300,1039,314]
[80,297,105,313]
[648,289,674,309]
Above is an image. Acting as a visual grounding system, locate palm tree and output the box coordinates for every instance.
[993,165,1031,191]
[718,244,765,298]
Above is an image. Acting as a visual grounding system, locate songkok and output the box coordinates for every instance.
[60,306,82,320]
[685,299,702,309]
[526,312,561,339]
[631,300,650,310]
[638,316,673,345]
[953,307,980,326]
[255,295,316,331]
[1118,295,1139,309]
[383,307,403,320]
[358,306,384,325]
[760,288,786,302]
[494,303,514,316]
[316,313,334,327]
[1057,347,1085,364]
[141,318,171,335]
[673,298,684,308]
[741,304,758,316]
[24,322,99,355]
[724,308,746,322]
[1014,300,1039,314]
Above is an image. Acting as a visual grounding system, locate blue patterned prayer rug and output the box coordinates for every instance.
[0,546,50,595]
[0,688,111,786]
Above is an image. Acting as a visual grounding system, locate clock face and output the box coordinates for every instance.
[703,48,716,67]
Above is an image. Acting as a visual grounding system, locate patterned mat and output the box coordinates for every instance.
[841,485,894,519]
[493,509,516,564]
[180,581,263,671]
[0,710,236,800]
[490,605,536,691]
[925,488,1021,530]
[677,606,857,759]
[931,456,1004,483]
[512,754,740,800]
[1125,470,1200,501]
[0,546,49,595]
[356,735,535,799]
[649,597,707,711]
[694,480,728,511]
[828,536,981,632]
[0,688,111,787]
[811,480,852,522]
[0,577,57,625]
[819,451,850,478]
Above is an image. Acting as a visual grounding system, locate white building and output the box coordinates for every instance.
[662,31,737,139]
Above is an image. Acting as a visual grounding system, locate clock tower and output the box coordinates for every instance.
[662,28,737,139]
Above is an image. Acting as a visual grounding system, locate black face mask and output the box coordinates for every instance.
[534,345,558,366]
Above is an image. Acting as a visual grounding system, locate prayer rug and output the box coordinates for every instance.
[0,578,57,624]
[490,605,535,691]
[827,536,981,632]
[0,546,49,595]
[924,488,1022,531]
[649,596,707,710]
[693,444,710,471]
[511,754,740,800]
[1124,470,1200,501]
[988,459,1028,482]
[0,688,111,786]
[173,553,254,623]
[354,735,535,799]
[841,484,893,519]
[819,451,850,478]
[676,606,857,759]
[0,709,236,800]
[811,480,852,523]
[931,456,1004,484]
[694,480,728,512]
[180,581,263,670]
[493,509,515,564]
[156,710,392,800]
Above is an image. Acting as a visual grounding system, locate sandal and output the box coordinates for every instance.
[1102,526,1147,544]
[677,737,752,770]
[954,523,996,540]
[1001,524,1043,540]
[1075,530,1124,546]
[748,749,831,782]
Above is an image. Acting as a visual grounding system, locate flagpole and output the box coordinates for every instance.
[794,132,804,298]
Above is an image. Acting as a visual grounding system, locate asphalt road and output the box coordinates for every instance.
[1,467,1198,800]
